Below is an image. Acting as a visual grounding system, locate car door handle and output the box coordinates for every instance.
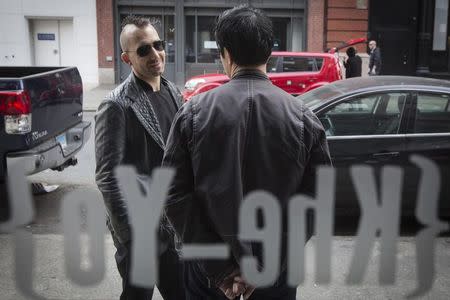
[373,151,400,157]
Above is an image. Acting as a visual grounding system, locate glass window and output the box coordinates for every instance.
[271,17,290,51]
[185,16,195,63]
[282,57,316,72]
[266,56,279,73]
[316,58,324,70]
[197,16,219,63]
[164,15,175,63]
[433,0,449,51]
[320,93,407,136]
[417,93,449,112]
[414,93,450,133]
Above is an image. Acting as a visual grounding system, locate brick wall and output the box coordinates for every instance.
[307,0,326,52]
[96,0,114,69]
[326,0,368,54]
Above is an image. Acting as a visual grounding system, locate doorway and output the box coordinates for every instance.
[30,19,75,67]
[369,0,419,75]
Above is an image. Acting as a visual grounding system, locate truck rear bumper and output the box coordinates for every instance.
[6,121,91,175]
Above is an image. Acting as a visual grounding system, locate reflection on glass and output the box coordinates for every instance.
[197,16,219,63]
[185,16,195,63]
[165,15,175,63]
[271,17,290,51]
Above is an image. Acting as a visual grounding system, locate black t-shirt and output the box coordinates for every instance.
[135,77,178,142]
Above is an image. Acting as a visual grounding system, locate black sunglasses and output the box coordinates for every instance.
[126,40,166,57]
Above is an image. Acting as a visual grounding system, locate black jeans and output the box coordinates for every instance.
[113,235,184,300]
[184,262,296,300]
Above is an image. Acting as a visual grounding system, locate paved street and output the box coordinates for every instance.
[1,112,450,299]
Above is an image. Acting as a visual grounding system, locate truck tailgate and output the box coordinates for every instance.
[0,67,83,150]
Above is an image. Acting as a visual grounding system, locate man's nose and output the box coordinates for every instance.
[148,46,159,59]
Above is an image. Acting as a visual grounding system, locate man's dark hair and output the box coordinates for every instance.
[214,5,274,66]
[121,15,151,30]
[346,47,356,57]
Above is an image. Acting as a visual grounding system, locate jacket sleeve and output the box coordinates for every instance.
[369,52,374,71]
[162,102,239,287]
[299,107,333,197]
[161,103,194,241]
[374,49,382,74]
[95,99,130,243]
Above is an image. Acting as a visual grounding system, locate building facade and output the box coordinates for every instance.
[1,1,448,86]
[97,0,306,85]
[314,0,450,78]
[0,0,99,85]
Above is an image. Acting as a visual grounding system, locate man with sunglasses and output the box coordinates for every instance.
[95,15,184,300]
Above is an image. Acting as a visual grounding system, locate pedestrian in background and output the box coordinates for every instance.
[344,46,362,78]
[368,40,382,75]
[95,15,184,300]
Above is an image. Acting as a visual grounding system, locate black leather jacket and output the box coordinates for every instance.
[163,70,332,286]
[369,47,382,75]
[95,72,183,244]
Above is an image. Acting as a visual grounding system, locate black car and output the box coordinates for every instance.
[298,76,450,220]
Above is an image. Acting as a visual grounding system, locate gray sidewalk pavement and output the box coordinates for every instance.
[83,84,117,112]
[1,235,449,299]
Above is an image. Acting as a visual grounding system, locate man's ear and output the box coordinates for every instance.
[223,48,233,68]
[121,52,131,65]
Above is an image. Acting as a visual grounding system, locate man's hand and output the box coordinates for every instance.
[218,271,255,299]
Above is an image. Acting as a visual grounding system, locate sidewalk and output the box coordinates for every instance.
[1,235,450,299]
[83,84,117,112]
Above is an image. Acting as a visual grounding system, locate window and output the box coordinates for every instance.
[414,93,450,133]
[185,16,220,63]
[320,93,407,136]
[282,57,318,72]
[271,17,290,51]
[185,16,195,63]
[266,56,279,73]
[164,16,175,63]
[197,16,219,63]
[433,0,449,51]
[316,58,324,70]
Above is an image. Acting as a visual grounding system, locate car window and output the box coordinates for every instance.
[414,93,450,133]
[319,92,407,136]
[282,56,316,72]
[315,58,324,70]
[327,95,377,114]
[266,56,279,73]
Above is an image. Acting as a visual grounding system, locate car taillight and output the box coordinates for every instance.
[0,91,32,134]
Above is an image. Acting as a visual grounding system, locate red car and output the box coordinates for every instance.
[182,37,367,101]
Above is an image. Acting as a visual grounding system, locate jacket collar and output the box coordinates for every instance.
[122,72,183,149]
[231,69,269,81]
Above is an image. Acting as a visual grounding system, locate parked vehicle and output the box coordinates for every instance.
[298,76,450,220]
[182,38,368,101]
[183,51,342,101]
[0,66,91,185]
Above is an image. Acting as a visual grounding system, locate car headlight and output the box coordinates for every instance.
[185,78,206,91]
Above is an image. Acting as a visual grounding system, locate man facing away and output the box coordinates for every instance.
[344,46,362,78]
[95,15,184,300]
[368,40,382,75]
[162,5,332,300]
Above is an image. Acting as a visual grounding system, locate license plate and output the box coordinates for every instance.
[56,133,67,149]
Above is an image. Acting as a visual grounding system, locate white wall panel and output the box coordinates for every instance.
[0,0,99,85]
